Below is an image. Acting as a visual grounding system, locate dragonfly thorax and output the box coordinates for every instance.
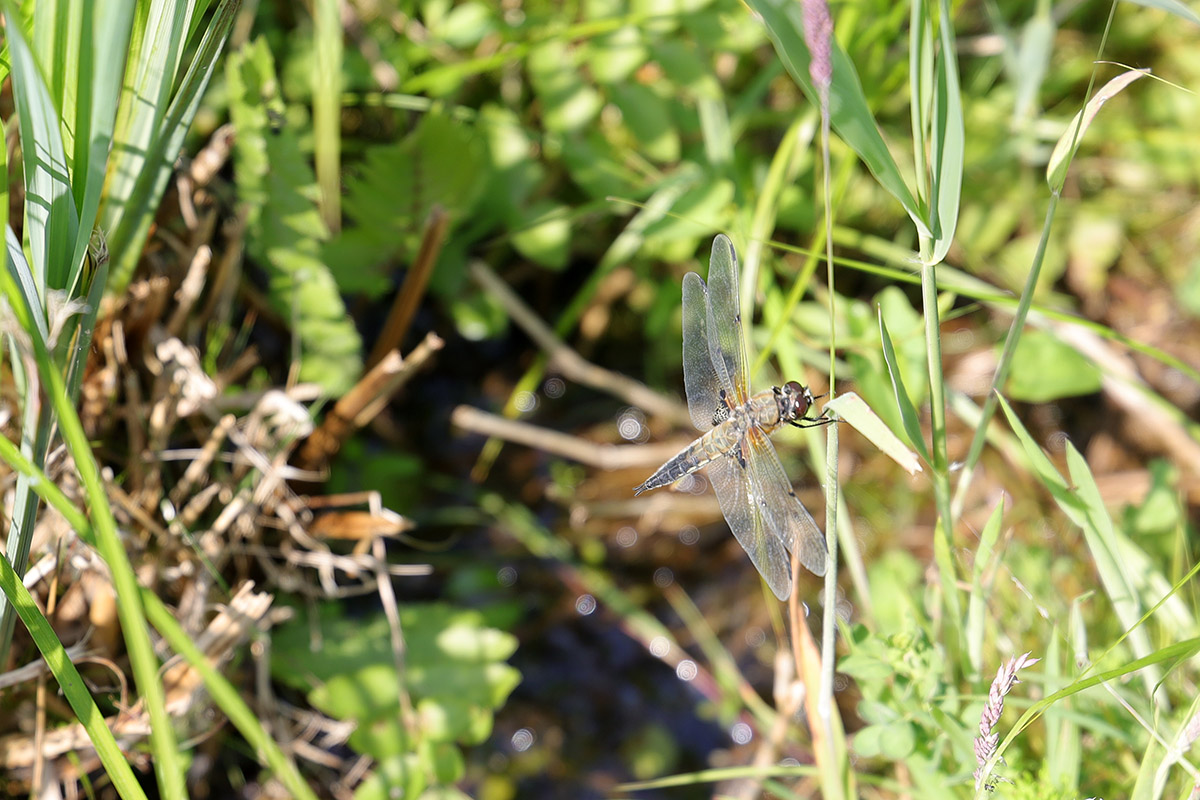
[774,381,815,424]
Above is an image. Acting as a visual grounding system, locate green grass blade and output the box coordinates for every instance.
[1046,69,1150,192]
[65,0,135,293]
[977,635,1200,797]
[102,0,195,240]
[142,593,320,800]
[0,552,149,800]
[996,394,1159,697]
[0,265,187,796]
[950,195,1060,514]
[6,4,79,293]
[747,0,931,238]
[312,0,341,231]
[743,113,812,326]
[928,0,963,264]
[965,499,1003,674]
[1010,7,1055,128]
[908,0,931,214]
[0,230,54,670]
[106,0,239,291]
[878,312,931,464]
[1123,0,1200,23]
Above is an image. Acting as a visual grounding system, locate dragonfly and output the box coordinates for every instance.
[634,234,829,600]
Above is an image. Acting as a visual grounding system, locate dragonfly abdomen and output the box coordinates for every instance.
[633,416,746,494]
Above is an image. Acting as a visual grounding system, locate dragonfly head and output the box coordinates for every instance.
[776,380,816,423]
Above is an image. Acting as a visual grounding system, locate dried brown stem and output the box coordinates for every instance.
[367,206,449,370]
[451,404,685,471]
[294,332,445,473]
[470,260,691,427]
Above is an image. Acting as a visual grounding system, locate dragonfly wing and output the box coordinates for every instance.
[704,235,750,404]
[682,272,727,432]
[706,444,792,600]
[743,429,828,579]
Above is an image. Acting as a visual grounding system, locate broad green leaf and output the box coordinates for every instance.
[587,24,647,83]
[353,754,426,800]
[429,1,495,48]
[561,130,645,200]
[272,602,521,728]
[528,39,602,133]
[1006,329,1102,402]
[878,721,917,759]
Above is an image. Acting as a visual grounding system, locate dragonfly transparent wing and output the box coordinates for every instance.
[706,446,792,600]
[704,235,750,405]
[682,271,728,432]
[743,429,828,580]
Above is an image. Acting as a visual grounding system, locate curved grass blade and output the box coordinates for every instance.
[0,553,149,800]
[747,0,931,238]
[1047,68,1150,192]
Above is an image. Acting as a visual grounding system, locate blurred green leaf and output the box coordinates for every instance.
[878,720,917,759]
[353,754,426,800]
[512,201,572,270]
[275,601,520,794]
[1006,329,1101,402]
[966,500,1005,674]
[1123,460,1181,537]
[429,1,495,48]
[326,112,486,297]
[529,39,603,132]
[228,37,363,396]
[588,24,647,83]
[610,82,681,163]
[641,176,734,244]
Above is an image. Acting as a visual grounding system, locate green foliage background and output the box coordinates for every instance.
[2,0,1199,799]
